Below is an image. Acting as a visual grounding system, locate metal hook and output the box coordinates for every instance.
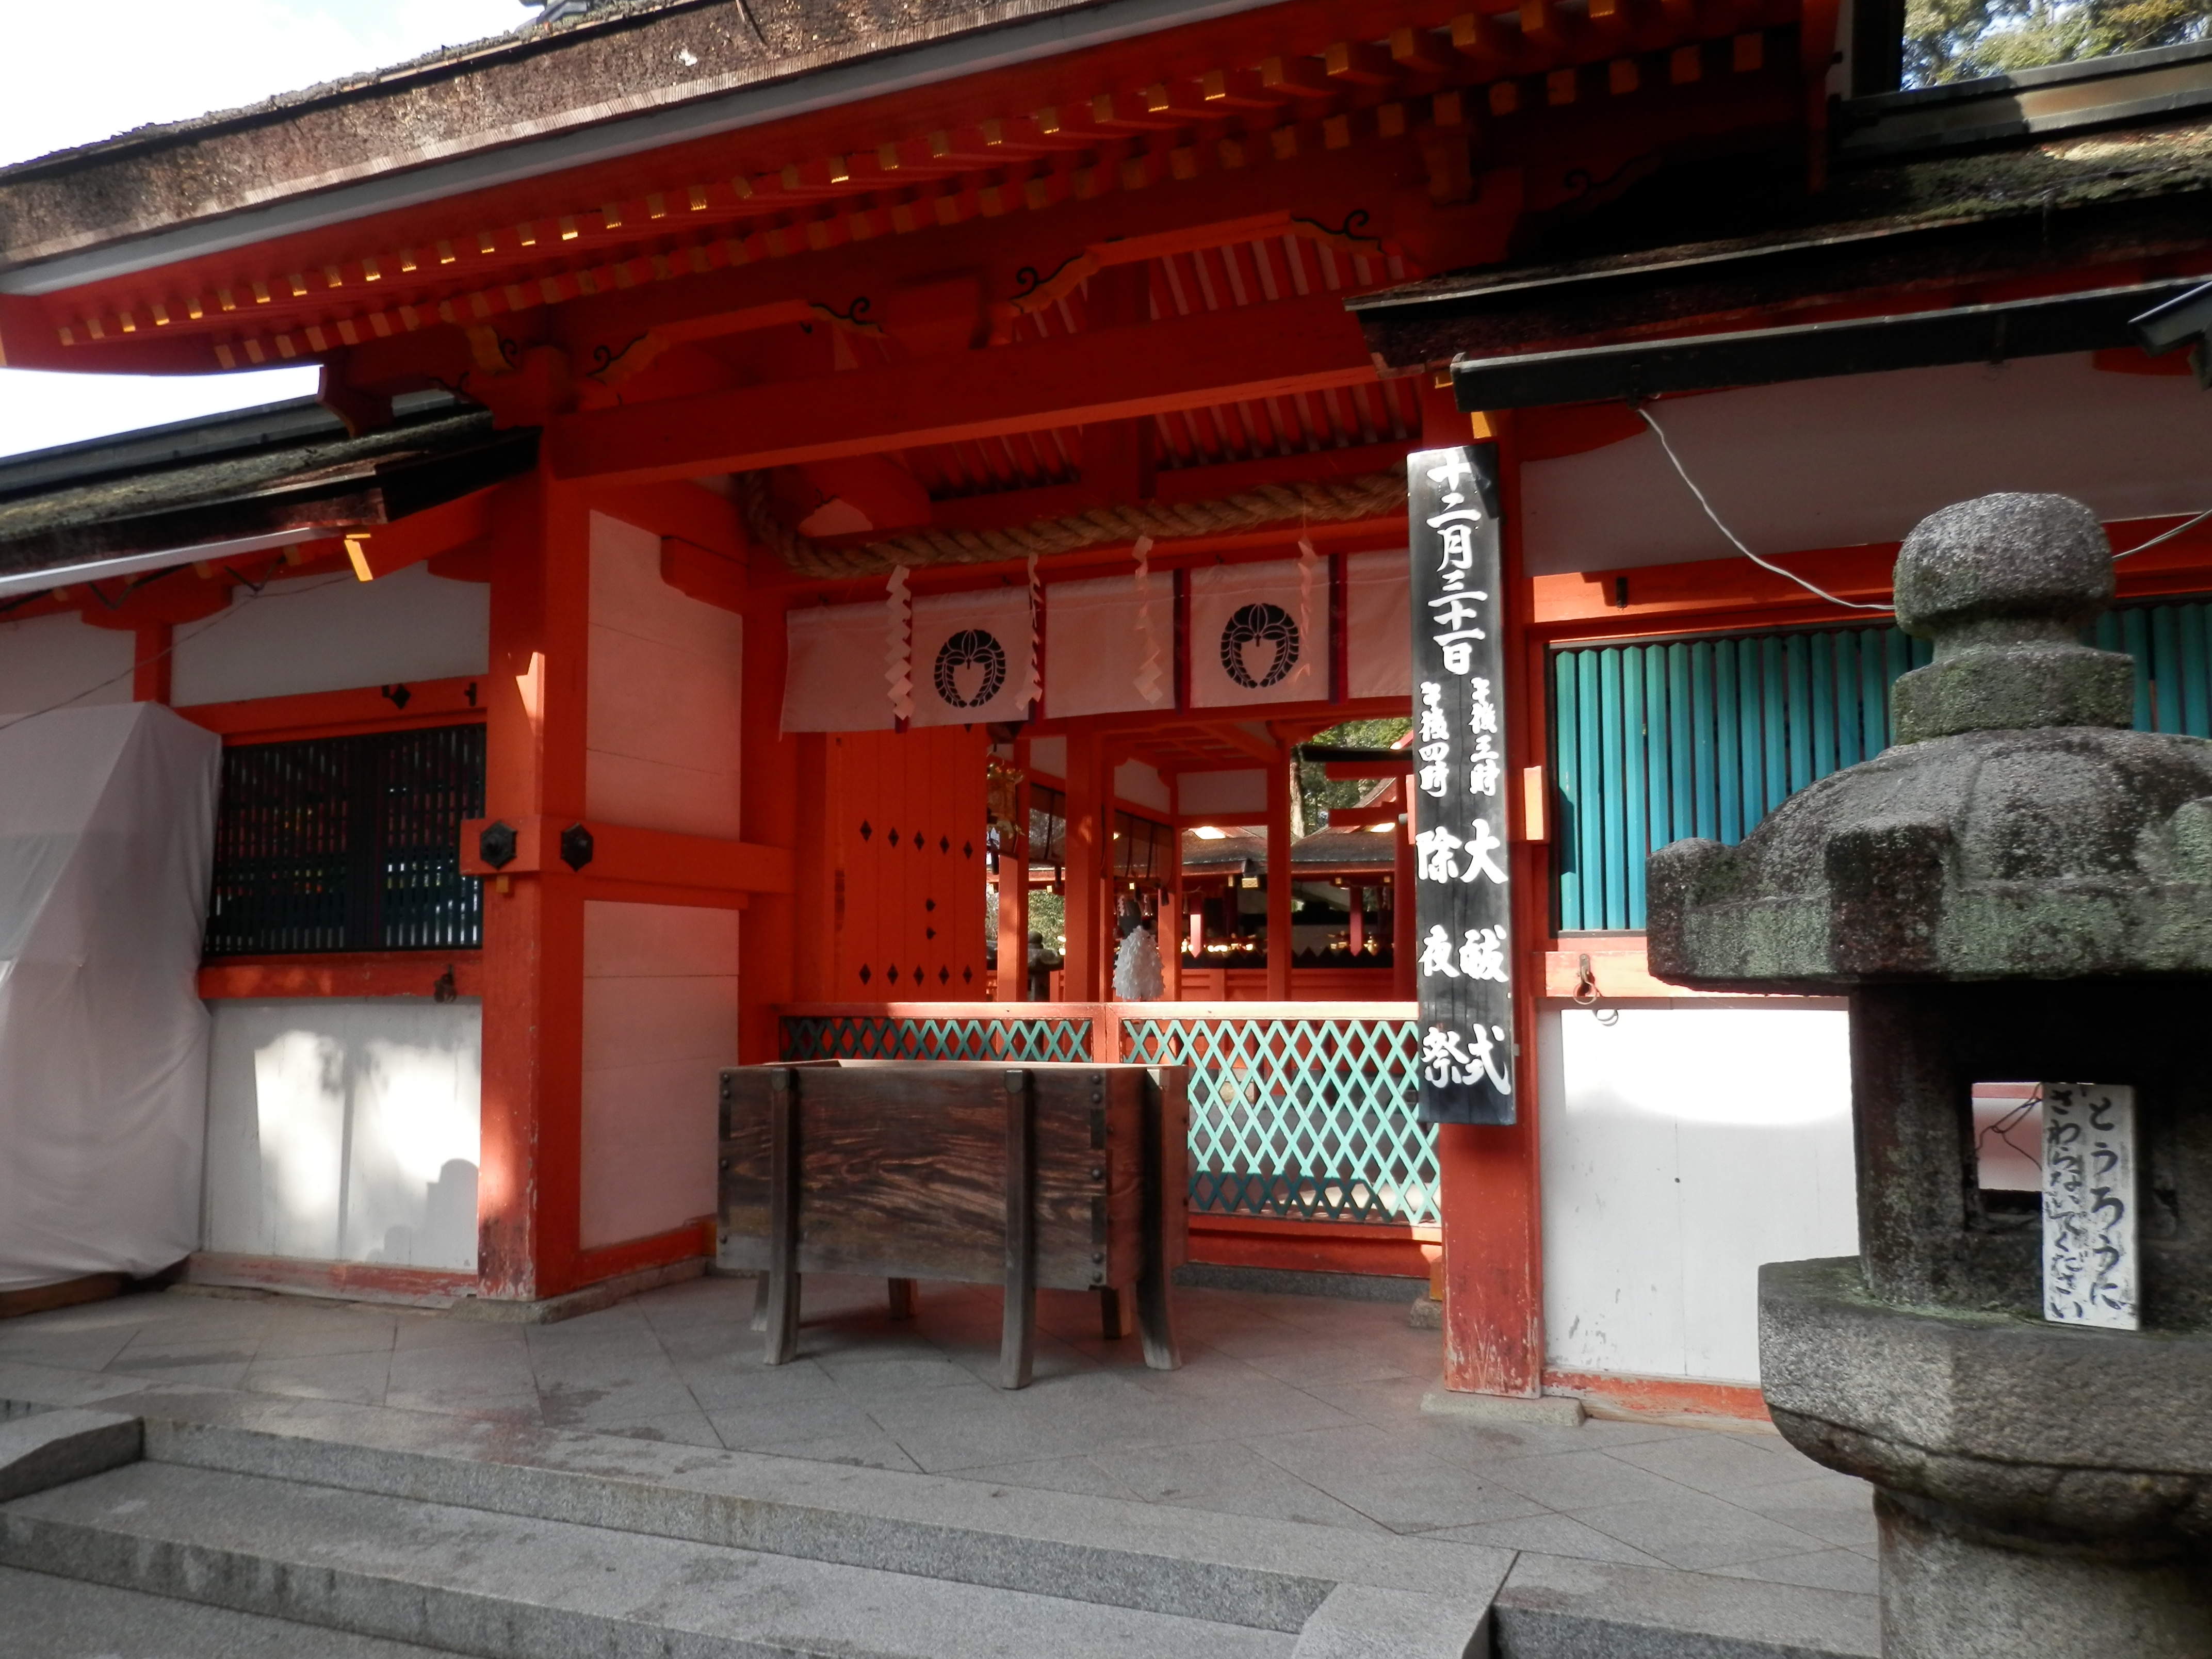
[1574,952,1619,1025]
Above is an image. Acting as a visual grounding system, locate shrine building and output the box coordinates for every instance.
[2,0,2209,1417]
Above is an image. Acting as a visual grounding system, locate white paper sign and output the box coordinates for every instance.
[2042,1082,2138,1330]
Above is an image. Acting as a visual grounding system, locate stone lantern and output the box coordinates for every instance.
[1646,494,2212,1657]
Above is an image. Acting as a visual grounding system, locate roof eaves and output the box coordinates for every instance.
[0,0,1282,295]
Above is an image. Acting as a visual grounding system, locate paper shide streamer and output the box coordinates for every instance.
[1132,535,1166,706]
[885,564,914,721]
[1293,534,1319,689]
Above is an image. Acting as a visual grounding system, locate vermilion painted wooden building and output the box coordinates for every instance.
[4,0,2210,1416]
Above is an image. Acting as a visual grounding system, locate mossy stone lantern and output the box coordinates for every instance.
[1648,494,2212,1657]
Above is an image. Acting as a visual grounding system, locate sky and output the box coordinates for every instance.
[0,0,524,460]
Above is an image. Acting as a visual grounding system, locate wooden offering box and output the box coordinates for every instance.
[718,1061,1188,1388]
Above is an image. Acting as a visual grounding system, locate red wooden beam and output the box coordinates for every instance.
[180,675,487,743]
[545,293,1377,484]
[200,952,483,1000]
[457,814,795,894]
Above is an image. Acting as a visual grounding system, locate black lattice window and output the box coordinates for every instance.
[206,724,486,957]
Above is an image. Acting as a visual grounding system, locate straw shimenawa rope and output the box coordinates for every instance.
[740,469,1409,579]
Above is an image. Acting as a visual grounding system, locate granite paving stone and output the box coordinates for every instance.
[0,1267,1882,1642]
[1476,1446,1705,1512]
[1715,1546,1884,1595]
[1424,1508,1675,1566]
[1569,1487,1840,1572]
[1085,1438,1390,1532]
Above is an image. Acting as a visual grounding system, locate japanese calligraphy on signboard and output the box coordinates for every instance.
[1406,446,1514,1127]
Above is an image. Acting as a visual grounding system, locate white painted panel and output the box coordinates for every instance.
[587,513,743,837]
[588,509,746,659]
[1538,1000,1857,1386]
[203,999,481,1271]
[1177,769,1266,816]
[583,902,740,978]
[1027,736,1067,781]
[173,565,489,706]
[579,901,734,1250]
[0,612,135,714]
[1114,759,1170,813]
[1523,354,2212,576]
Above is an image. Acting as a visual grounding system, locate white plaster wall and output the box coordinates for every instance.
[580,902,735,1249]
[173,565,490,705]
[1178,769,1266,817]
[1523,354,2212,575]
[587,512,743,838]
[202,999,481,1270]
[1027,735,1067,781]
[1538,1000,1858,1386]
[1114,758,1170,814]
[0,611,134,713]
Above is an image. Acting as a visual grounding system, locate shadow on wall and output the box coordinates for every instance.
[203,999,483,1271]
[1536,1000,1859,1385]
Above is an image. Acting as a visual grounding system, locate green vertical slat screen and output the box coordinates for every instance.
[1553,599,2212,932]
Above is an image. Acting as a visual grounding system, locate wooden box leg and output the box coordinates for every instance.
[1135,1258,1182,1371]
[1137,1066,1185,1371]
[1098,1286,1134,1340]
[749,1271,771,1333]
[765,1068,802,1365]
[1000,1068,1035,1390]
[887,1278,917,1320]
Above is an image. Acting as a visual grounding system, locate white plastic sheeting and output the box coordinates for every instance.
[0,703,220,1290]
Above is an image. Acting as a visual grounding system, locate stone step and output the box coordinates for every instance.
[0,1564,464,1659]
[1,1458,1304,1659]
[109,1388,1505,1637]
[1493,1554,1881,1659]
[0,1379,1871,1659]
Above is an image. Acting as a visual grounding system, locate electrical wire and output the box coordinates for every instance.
[2111,505,2212,560]
[1637,404,1894,613]
[1642,401,2212,580]
[0,570,351,738]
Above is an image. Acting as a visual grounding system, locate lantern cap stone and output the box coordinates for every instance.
[1647,491,2212,989]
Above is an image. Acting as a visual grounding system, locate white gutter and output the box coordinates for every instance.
[0,526,355,600]
[0,0,1283,297]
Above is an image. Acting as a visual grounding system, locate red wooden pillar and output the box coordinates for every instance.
[997,741,1031,1001]
[1265,749,1293,1000]
[739,588,796,1061]
[132,623,172,704]
[1437,412,1546,1398]
[477,469,590,1303]
[1163,780,1183,1001]
[1063,730,1104,1001]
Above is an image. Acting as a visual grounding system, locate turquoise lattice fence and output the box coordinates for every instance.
[1119,1014,1435,1225]
[779,1013,1094,1063]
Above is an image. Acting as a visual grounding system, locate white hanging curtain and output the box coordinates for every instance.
[908,588,1035,727]
[1043,573,1152,718]
[1188,558,1329,708]
[782,600,897,732]
[1346,548,1412,698]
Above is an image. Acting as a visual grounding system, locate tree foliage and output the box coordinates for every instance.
[1295,717,1413,837]
[1905,0,2211,84]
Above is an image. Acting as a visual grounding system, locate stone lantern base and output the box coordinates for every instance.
[1760,1259,2212,1658]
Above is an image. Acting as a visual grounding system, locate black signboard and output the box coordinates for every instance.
[1406,445,1515,1127]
